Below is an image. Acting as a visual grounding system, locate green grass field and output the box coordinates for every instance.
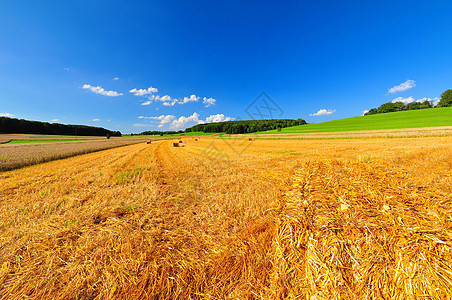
[22,135,80,138]
[6,139,83,144]
[263,107,452,134]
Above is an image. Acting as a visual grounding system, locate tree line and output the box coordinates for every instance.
[137,130,183,136]
[185,118,307,134]
[365,89,452,115]
[0,117,122,137]
[138,119,307,136]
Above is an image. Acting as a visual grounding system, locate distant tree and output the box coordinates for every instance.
[0,117,121,136]
[406,100,433,110]
[419,100,433,109]
[437,89,452,107]
[406,102,421,110]
[364,97,439,116]
[365,108,378,115]
[191,118,306,134]
[106,134,111,139]
[377,101,406,114]
[297,118,307,125]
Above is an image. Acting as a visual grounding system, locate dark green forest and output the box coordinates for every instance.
[139,119,307,135]
[137,130,184,136]
[185,118,306,134]
[0,117,121,137]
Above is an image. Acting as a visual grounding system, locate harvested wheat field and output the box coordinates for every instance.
[0,135,175,171]
[1,136,452,299]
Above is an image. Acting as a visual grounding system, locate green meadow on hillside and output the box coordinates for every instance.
[264,107,452,133]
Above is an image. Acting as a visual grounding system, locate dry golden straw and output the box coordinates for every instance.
[1,136,451,299]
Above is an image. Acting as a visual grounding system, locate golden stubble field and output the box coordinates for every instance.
[0,136,451,299]
[0,135,173,171]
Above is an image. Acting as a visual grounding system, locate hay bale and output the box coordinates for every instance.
[194,138,198,141]
[245,137,252,141]
[179,140,183,143]
[146,141,152,144]
[173,142,179,147]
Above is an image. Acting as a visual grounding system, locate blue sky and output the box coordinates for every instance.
[1,1,452,133]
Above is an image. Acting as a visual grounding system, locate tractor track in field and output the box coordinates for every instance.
[154,140,176,194]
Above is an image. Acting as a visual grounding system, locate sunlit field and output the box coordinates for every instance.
[0,134,173,171]
[1,135,451,299]
[264,107,452,133]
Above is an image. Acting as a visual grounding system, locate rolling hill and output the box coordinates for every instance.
[264,107,452,134]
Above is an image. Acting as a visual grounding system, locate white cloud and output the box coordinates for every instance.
[309,109,336,116]
[0,113,14,117]
[158,115,176,124]
[139,94,177,106]
[129,87,158,96]
[64,67,70,71]
[154,95,177,106]
[153,93,201,106]
[388,80,416,94]
[205,114,234,123]
[362,110,369,116]
[416,97,432,103]
[163,101,178,106]
[180,94,200,104]
[133,123,152,127]
[160,94,200,106]
[139,114,176,127]
[159,95,172,102]
[433,97,440,106]
[169,112,235,130]
[392,96,415,104]
[135,89,215,107]
[113,77,119,81]
[203,97,216,107]
[82,84,123,97]
[92,118,100,121]
[170,112,202,130]
[51,119,60,122]
[392,96,437,105]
